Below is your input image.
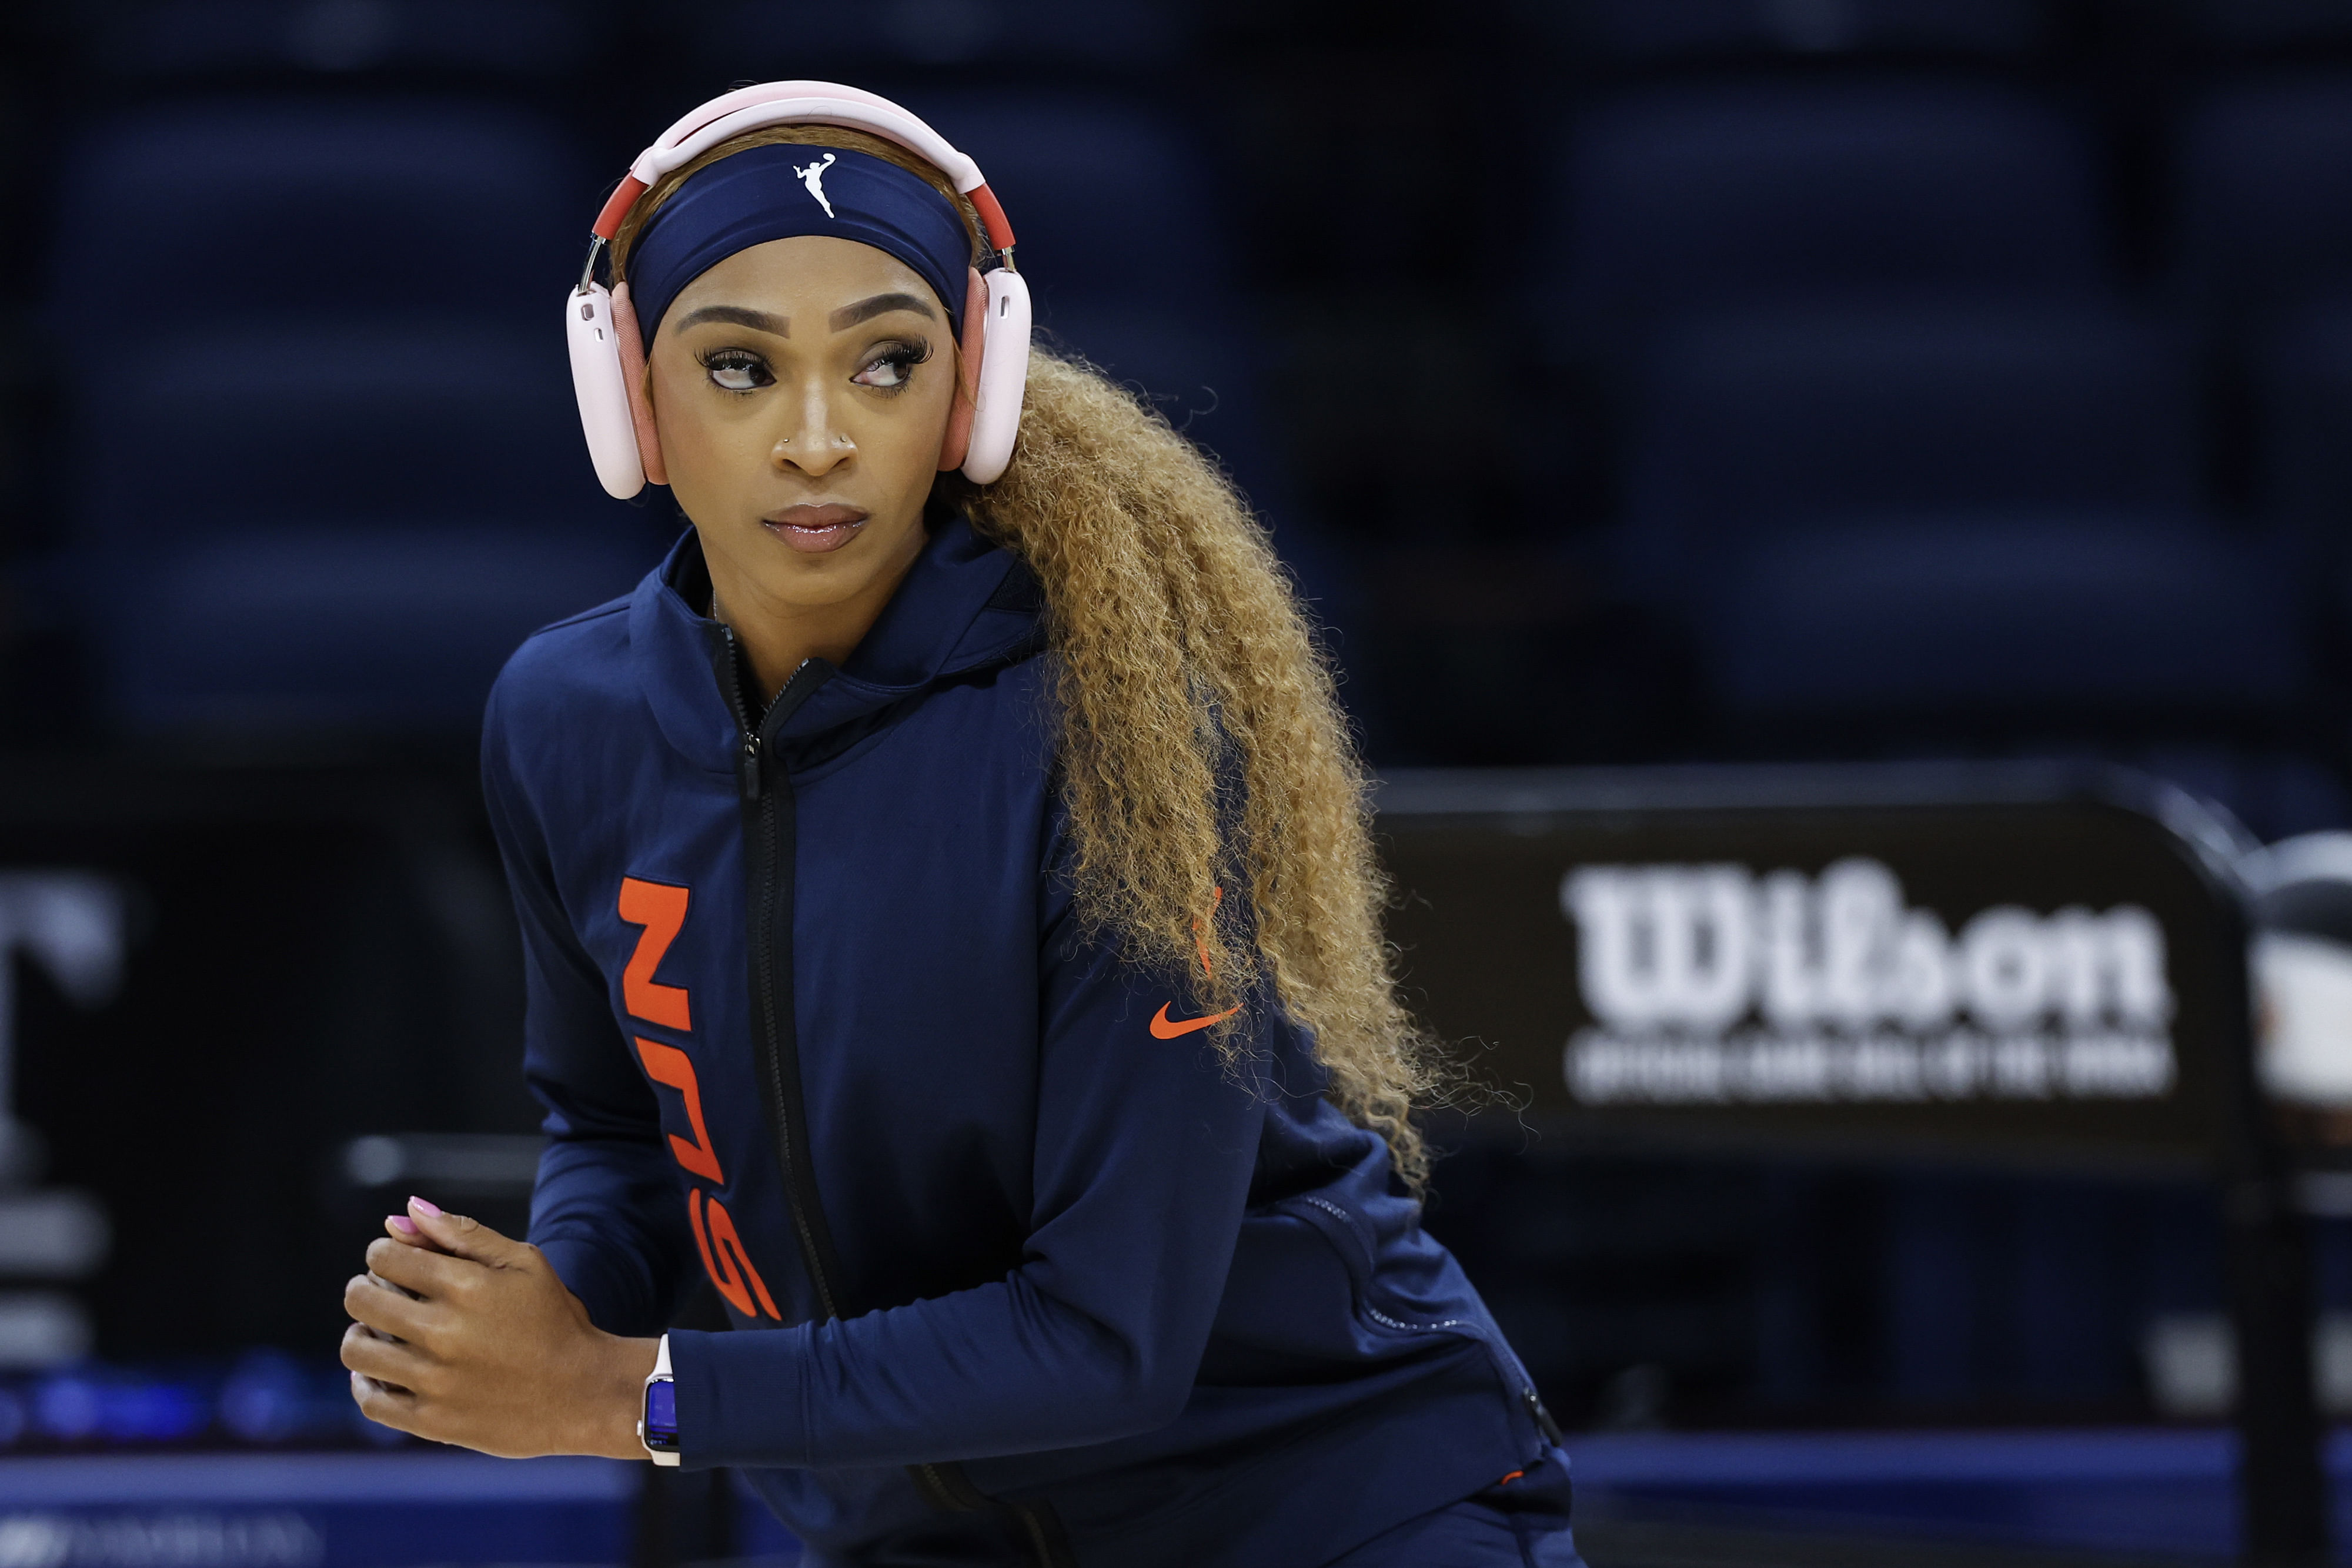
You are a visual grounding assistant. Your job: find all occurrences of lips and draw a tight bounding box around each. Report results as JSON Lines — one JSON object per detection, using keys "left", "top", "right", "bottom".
{"left": 763, "top": 503, "right": 870, "bottom": 555}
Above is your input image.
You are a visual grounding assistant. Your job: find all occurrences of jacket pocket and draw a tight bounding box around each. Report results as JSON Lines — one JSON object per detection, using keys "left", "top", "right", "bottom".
{"left": 1275, "top": 1191, "right": 1564, "bottom": 1452}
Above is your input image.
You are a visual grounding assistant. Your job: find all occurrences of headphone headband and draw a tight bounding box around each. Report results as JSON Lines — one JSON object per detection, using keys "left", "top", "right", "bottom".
{"left": 590, "top": 81, "right": 1014, "bottom": 255}
{"left": 568, "top": 80, "right": 1033, "bottom": 498}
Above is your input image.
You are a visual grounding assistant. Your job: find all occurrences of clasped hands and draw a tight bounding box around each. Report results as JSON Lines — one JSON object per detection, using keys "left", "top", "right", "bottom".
{"left": 340, "top": 1195, "right": 658, "bottom": 1459}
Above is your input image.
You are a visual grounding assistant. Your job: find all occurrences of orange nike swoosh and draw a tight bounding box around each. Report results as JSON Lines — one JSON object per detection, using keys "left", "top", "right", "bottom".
{"left": 1150, "top": 1002, "right": 1240, "bottom": 1039}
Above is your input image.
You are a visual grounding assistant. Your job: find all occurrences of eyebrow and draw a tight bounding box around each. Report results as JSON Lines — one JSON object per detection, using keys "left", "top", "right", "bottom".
{"left": 674, "top": 305, "right": 788, "bottom": 336}
{"left": 829, "top": 292, "right": 938, "bottom": 330}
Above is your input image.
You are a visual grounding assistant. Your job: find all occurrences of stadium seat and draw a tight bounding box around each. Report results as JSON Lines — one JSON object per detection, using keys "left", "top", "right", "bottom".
{"left": 1034, "top": 302, "right": 1341, "bottom": 660}
{"left": 1555, "top": 80, "right": 2107, "bottom": 337}
{"left": 2007, "top": 1186, "right": 2136, "bottom": 1401}
{"left": 1882, "top": 1173, "right": 1981, "bottom": 1402}
{"left": 1523, "top": 0, "right": 2050, "bottom": 63}
{"left": 880, "top": 90, "right": 1229, "bottom": 300}
{"left": 2172, "top": 0, "right": 2352, "bottom": 53}
{"left": 1884, "top": 1174, "right": 2133, "bottom": 1403}
{"left": 1699, "top": 516, "right": 2306, "bottom": 726}
{"left": 75, "top": 0, "right": 610, "bottom": 79}
{"left": 46, "top": 99, "right": 583, "bottom": 322}
{"left": 105, "top": 523, "right": 657, "bottom": 736}
{"left": 45, "top": 99, "right": 649, "bottom": 738}
{"left": 682, "top": 0, "right": 1196, "bottom": 75}
{"left": 1037, "top": 301, "right": 1290, "bottom": 516}
{"left": 79, "top": 326, "right": 607, "bottom": 536}
{"left": 889, "top": 93, "right": 1282, "bottom": 523}
{"left": 2172, "top": 75, "right": 2352, "bottom": 319}
{"left": 1622, "top": 301, "right": 2201, "bottom": 558}
{"left": 2254, "top": 294, "right": 2352, "bottom": 531}
{"left": 74, "top": 330, "right": 661, "bottom": 732}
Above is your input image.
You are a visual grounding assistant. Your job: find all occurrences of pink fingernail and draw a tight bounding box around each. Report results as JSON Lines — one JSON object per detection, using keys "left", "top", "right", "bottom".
{"left": 387, "top": 1215, "right": 419, "bottom": 1236}
{"left": 407, "top": 1196, "right": 443, "bottom": 1218}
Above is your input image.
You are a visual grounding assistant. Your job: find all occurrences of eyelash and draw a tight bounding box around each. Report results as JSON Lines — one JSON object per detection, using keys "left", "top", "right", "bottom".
{"left": 855, "top": 339, "right": 931, "bottom": 393}
{"left": 693, "top": 340, "right": 933, "bottom": 397}
{"left": 697, "top": 348, "right": 771, "bottom": 397}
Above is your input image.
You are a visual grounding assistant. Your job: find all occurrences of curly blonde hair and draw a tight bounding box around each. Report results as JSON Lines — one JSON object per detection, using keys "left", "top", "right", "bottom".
{"left": 614, "top": 124, "right": 1449, "bottom": 1189}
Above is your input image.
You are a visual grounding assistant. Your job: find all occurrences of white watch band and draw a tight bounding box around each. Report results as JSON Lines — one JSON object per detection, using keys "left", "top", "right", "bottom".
{"left": 640, "top": 1332, "right": 679, "bottom": 1466}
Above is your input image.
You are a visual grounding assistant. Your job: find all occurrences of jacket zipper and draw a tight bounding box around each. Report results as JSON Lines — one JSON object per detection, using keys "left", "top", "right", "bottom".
{"left": 715, "top": 627, "right": 1069, "bottom": 1567}
{"left": 725, "top": 637, "right": 844, "bottom": 1321}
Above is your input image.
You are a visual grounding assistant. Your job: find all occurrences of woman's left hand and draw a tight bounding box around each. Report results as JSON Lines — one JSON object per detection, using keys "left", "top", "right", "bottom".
{"left": 340, "top": 1197, "right": 658, "bottom": 1460}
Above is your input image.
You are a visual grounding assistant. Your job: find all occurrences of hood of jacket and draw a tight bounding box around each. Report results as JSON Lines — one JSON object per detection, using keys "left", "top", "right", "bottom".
{"left": 631, "top": 513, "right": 1047, "bottom": 777}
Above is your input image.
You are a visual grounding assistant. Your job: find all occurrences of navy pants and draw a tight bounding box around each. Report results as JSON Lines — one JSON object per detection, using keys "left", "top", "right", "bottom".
{"left": 801, "top": 1449, "right": 1584, "bottom": 1566}
{"left": 1321, "top": 1449, "right": 1584, "bottom": 1567}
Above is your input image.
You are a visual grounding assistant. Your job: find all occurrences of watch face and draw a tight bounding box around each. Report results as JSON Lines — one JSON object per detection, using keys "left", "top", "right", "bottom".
{"left": 644, "top": 1380, "right": 680, "bottom": 1446}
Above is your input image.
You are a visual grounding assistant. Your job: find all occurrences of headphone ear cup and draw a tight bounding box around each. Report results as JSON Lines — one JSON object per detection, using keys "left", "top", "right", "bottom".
{"left": 610, "top": 283, "right": 667, "bottom": 487}
{"left": 937, "top": 268, "right": 988, "bottom": 474}
{"left": 961, "top": 268, "right": 1031, "bottom": 486}
{"left": 568, "top": 281, "right": 646, "bottom": 499}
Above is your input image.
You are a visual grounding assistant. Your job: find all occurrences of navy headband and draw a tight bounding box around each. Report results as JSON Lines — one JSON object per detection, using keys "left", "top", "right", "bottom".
{"left": 624, "top": 142, "right": 974, "bottom": 345}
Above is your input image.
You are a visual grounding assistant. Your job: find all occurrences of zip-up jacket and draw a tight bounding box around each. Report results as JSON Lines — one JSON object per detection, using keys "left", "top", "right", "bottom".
{"left": 482, "top": 520, "right": 1562, "bottom": 1568}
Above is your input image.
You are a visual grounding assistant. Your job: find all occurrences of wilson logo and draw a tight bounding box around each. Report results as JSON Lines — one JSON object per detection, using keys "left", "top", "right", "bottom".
{"left": 1561, "top": 858, "right": 2176, "bottom": 1106}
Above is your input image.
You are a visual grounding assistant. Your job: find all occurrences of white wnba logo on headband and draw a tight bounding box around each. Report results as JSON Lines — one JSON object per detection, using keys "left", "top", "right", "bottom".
{"left": 792, "top": 152, "right": 838, "bottom": 219}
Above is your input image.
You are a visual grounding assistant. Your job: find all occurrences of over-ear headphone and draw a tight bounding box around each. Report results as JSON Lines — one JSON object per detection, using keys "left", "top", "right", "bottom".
{"left": 567, "top": 81, "right": 1032, "bottom": 500}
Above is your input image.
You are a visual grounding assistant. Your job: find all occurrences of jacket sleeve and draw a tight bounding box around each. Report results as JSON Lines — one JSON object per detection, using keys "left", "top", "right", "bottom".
{"left": 482, "top": 681, "right": 697, "bottom": 1337}
{"left": 664, "top": 855, "right": 1269, "bottom": 1469}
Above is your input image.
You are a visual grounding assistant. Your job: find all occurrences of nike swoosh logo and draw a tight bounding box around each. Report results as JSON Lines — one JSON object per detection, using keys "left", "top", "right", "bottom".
{"left": 1150, "top": 1002, "right": 1240, "bottom": 1039}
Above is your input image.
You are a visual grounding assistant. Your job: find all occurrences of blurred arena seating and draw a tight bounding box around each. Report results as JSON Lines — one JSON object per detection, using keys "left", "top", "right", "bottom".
{"left": 1705, "top": 516, "right": 2306, "bottom": 730}
{"left": 47, "top": 98, "right": 579, "bottom": 309}
{"left": 1623, "top": 303, "right": 2202, "bottom": 543}
{"left": 2257, "top": 296, "right": 2352, "bottom": 534}
{"left": 44, "top": 97, "right": 663, "bottom": 737}
{"left": 1515, "top": 0, "right": 2056, "bottom": 63}
{"left": 896, "top": 90, "right": 1226, "bottom": 293}
{"left": 910, "top": 87, "right": 1314, "bottom": 583}
{"left": 71, "top": 0, "right": 618, "bottom": 82}
{"left": 2173, "top": 0, "right": 2352, "bottom": 54}
{"left": 681, "top": 0, "right": 1200, "bottom": 75}
{"left": 1552, "top": 79, "right": 2109, "bottom": 345}
{"left": 2172, "top": 73, "right": 2352, "bottom": 323}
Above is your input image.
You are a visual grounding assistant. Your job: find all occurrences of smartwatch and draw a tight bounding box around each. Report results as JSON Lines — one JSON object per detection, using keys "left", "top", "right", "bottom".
{"left": 638, "top": 1333, "right": 680, "bottom": 1465}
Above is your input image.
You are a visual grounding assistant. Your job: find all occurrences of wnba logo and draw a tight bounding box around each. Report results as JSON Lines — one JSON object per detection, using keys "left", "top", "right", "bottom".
{"left": 1560, "top": 860, "right": 2177, "bottom": 1106}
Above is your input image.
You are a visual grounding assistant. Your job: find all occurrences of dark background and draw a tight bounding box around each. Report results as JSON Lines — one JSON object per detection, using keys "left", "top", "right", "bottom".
{"left": 2, "top": 0, "right": 2350, "bottom": 1450}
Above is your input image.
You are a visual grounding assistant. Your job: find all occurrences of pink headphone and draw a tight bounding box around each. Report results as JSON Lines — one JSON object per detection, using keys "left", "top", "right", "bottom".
{"left": 567, "top": 81, "right": 1033, "bottom": 500}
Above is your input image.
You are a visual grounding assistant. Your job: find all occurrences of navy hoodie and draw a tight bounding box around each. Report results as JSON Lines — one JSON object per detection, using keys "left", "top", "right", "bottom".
{"left": 482, "top": 520, "right": 1562, "bottom": 1567}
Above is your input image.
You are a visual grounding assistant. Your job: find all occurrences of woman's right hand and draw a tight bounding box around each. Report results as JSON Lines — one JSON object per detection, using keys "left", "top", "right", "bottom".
{"left": 340, "top": 1196, "right": 656, "bottom": 1460}
{"left": 349, "top": 1205, "right": 446, "bottom": 1396}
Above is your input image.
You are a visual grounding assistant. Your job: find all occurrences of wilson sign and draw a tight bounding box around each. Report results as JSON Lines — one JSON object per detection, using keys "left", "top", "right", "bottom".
{"left": 1377, "top": 766, "right": 2254, "bottom": 1165}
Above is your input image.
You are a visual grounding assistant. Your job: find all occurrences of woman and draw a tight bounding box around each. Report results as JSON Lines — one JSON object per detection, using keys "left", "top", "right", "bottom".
{"left": 340, "top": 83, "right": 1581, "bottom": 1568}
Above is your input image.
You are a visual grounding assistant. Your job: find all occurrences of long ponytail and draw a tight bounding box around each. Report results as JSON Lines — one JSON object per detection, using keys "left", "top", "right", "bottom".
{"left": 943, "top": 350, "right": 1450, "bottom": 1192}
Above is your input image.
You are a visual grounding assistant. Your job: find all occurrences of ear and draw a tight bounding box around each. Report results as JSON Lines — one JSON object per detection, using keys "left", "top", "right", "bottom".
{"left": 937, "top": 268, "right": 988, "bottom": 474}
{"left": 612, "top": 283, "right": 668, "bottom": 487}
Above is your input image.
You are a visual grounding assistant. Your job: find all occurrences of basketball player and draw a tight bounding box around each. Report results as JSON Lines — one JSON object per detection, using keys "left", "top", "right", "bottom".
{"left": 339, "top": 83, "right": 1582, "bottom": 1568}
